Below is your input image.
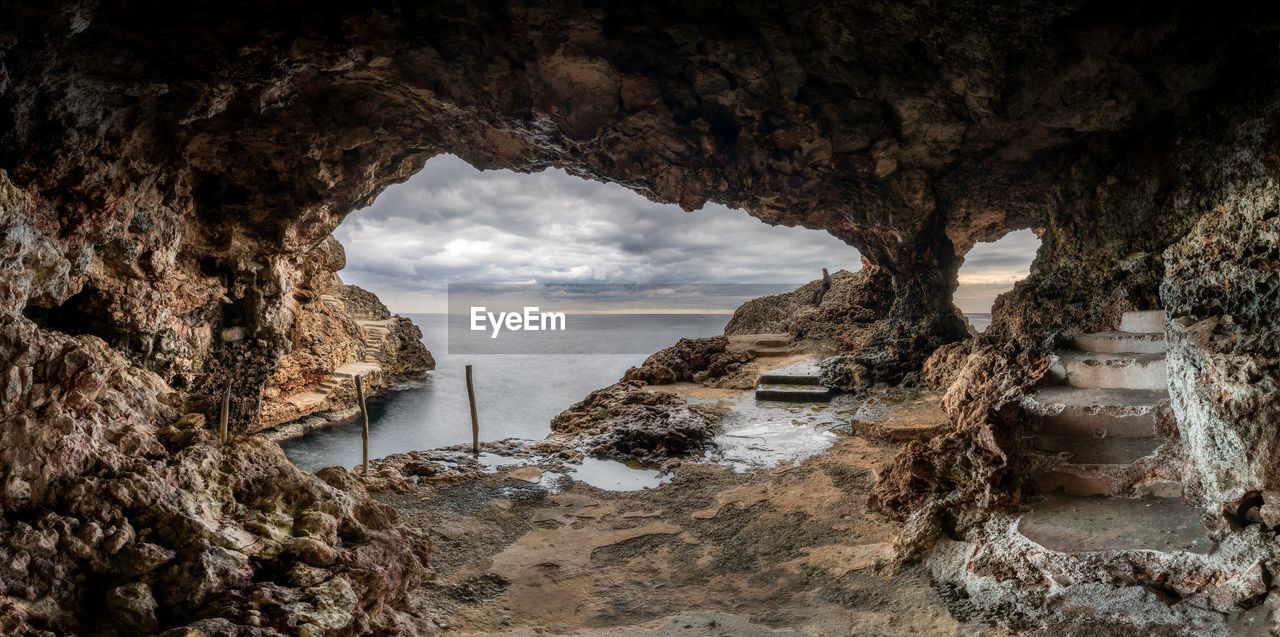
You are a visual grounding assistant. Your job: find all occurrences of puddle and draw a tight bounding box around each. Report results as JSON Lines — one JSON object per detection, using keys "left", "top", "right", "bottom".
{"left": 708, "top": 393, "right": 853, "bottom": 472}
{"left": 477, "top": 452, "right": 529, "bottom": 469}
{"left": 567, "top": 457, "right": 669, "bottom": 491}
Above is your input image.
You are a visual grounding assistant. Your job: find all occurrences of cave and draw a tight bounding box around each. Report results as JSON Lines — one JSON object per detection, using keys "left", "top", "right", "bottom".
{"left": 1, "top": 1, "right": 1278, "bottom": 635}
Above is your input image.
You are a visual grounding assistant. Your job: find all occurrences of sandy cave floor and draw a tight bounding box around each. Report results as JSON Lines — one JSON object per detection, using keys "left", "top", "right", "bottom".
{"left": 379, "top": 389, "right": 1006, "bottom": 636}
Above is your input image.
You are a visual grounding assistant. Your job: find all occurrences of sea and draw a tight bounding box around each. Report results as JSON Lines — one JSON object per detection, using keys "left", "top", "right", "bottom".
{"left": 280, "top": 313, "right": 730, "bottom": 471}
{"left": 280, "top": 311, "right": 995, "bottom": 472}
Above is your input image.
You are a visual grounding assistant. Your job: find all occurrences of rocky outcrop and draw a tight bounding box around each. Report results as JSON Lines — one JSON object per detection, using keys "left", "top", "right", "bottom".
{"left": 621, "top": 336, "right": 751, "bottom": 387}
{"left": 623, "top": 267, "right": 899, "bottom": 391}
{"left": 725, "top": 265, "right": 894, "bottom": 343}
{"left": 550, "top": 382, "right": 723, "bottom": 464}
{"left": 0, "top": 316, "right": 432, "bottom": 635}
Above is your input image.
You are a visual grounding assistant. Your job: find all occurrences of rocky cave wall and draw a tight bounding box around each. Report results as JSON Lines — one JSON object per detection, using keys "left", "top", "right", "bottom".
{"left": 3, "top": 0, "right": 1280, "bottom": 633}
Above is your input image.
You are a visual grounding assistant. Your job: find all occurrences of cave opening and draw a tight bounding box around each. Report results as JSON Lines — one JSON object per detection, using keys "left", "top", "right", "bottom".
{"left": 954, "top": 229, "right": 1040, "bottom": 332}
{"left": 280, "top": 152, "right": 882, "bottom": 469}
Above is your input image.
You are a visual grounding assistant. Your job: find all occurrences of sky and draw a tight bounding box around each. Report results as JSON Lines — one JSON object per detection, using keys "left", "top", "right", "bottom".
{"left": 334, "top": 154, "right": 1038, "bottom": 314}
{"left": 955, "top": 229, "right": 1040, "bottom": 314}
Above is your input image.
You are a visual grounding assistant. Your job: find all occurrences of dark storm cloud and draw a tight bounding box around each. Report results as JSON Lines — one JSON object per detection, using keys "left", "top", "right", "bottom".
{"left": 335, "top": 155, "right": 1039, "bottom": 313}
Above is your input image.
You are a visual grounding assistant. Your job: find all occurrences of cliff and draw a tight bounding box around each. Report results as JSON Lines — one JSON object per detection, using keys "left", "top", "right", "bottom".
{"left": 257, "top": 274, "right": 434, "bottom": 432}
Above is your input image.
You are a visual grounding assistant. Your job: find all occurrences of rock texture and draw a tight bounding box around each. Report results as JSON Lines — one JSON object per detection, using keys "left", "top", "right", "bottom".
{"left": 4, "top": 1, "right": 1280, "bottom": 632}
{"left": 725, "top": 265, "right": 895, "bottom": 349}
{"left": 621, "top": 336, "right": 750, "bottom": 387}
{"left": 0, "top": 316, "right": 433, "bottom": 635}
{"left": 550, "top": 382, "right": 723, "bottom": 464}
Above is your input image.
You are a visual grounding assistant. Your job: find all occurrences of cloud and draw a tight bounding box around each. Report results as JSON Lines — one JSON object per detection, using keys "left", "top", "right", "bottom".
{"left": 335, "top": 155, "right": 1039, "bottom": 315}
{"left": 335, "top": 155, "right": 861, "bottom": 312}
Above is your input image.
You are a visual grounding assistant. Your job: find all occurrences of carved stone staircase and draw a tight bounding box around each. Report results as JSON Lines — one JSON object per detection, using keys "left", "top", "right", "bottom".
{"left": 754, "top": 361, "right": 832, "bottom": 403}
{"left": 284, "top": 319, "right": 392, "bottom": 411}
{"left": 1017, "top": 309, "right": 1208, "bottom": 553}
{"left": 319, "top": 293, "right": 345, "bottom": 314}
{"left": 356, "top": 319, "right": 393, "bottom": 364}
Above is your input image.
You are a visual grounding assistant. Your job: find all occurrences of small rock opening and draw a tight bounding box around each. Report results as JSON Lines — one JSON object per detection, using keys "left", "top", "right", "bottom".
{"left": 22, "top": 287, "right": 124, "bottom": 345}
{"left": 1230, "top": 490, "right": 1268, "bottom": 531}
{"left": 955, "top": 229, "right": 1040, "bottom": 332}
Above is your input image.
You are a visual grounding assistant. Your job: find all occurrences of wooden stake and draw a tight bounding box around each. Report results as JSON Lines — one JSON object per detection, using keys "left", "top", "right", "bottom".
{"left": 219, "top": 382, "right": 231, "bottom": 445}
{"left": 466, "top": 364, "right": 479, "bottom": 455}
{"left": 356, "top": 375, "right": 369, "bottom": 475}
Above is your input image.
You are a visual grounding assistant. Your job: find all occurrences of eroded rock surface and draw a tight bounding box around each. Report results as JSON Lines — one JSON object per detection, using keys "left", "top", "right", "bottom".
{"left": 621, "top": 337, "right": 750, "bottom": 387}
{"left": 0, "top": 317, "right": 432, "bottom": 634}
{"left": 550, "top": 382, "right": 724, "bottom": 464}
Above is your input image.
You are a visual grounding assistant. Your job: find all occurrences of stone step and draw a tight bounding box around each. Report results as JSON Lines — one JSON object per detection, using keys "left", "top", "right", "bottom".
{"left": 1070, "top": 331, "right": 1166, "bottom": 354}
{"left": 758, "top": 372, "right": 821, "bottom": 385}
{"left": 1032, "top": 435, "right": 1162, "bottom": 464}
{"left": 1120, "top": 310, "right": 1166, "bottom": 334}
{"left": 1024, "top": 387, "right": 1166, "bottom": 438}
{"left": 755, "top": 384, "right": 832, "bottom": 402}
{"left": 750, "top": 347, "right": 796, "bottom": 358}
{"left": 750, "top": 337, "right": 791, "bottom": 348}
{"left": 758, "top": 362, "right": 822, "bottom": 385}
{"left": 727, "top": 333, "right": 793, "bottom": 353}
{"left": 333, "top": 361, "right": 381, "bottom": 379}
{"left": 1048, "top": 351, "right": 1167, "bottom": 390}
{"left": 319, "top": 294, "right": 346, "bottom": 310}
{"left": 1031, "top": 464, "right": 1184, "bottom": 498}
{"left": 757, "top": 370, "right": 819, "bottom": 386}
{"left": 284, "top": 391, "right": 328, "bottom": 410}
{"left": 1031, "top": 470, "right": 1124, "bottom": 497}
{"left": 1017, "top": 495, "right": 1209, "bottom": 554}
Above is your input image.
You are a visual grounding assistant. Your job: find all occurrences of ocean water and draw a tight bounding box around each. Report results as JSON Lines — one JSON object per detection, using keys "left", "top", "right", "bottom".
{"left": 280, "top": 313, "right": 730, "bottom": 471}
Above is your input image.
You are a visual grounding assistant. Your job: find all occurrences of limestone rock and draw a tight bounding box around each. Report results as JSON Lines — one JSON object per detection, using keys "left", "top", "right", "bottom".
{"left": 2, "top": 2, "right": 1280, "bottom": 632}
{"left": 621, "top": 336, "right": 748, "bottom": 386}
{"left": 550, "top": 381, "right": 723, "bottom": 463}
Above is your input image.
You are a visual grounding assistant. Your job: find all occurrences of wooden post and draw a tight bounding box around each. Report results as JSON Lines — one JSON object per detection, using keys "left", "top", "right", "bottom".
{"left": 219, "top": 382, "right": 230, "bottom": 445}
{"left": 356, "top": 375, "right": 369, "bottom": 475}
{"left": 466, "top": 364, "right": 479, "bottom": 455}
